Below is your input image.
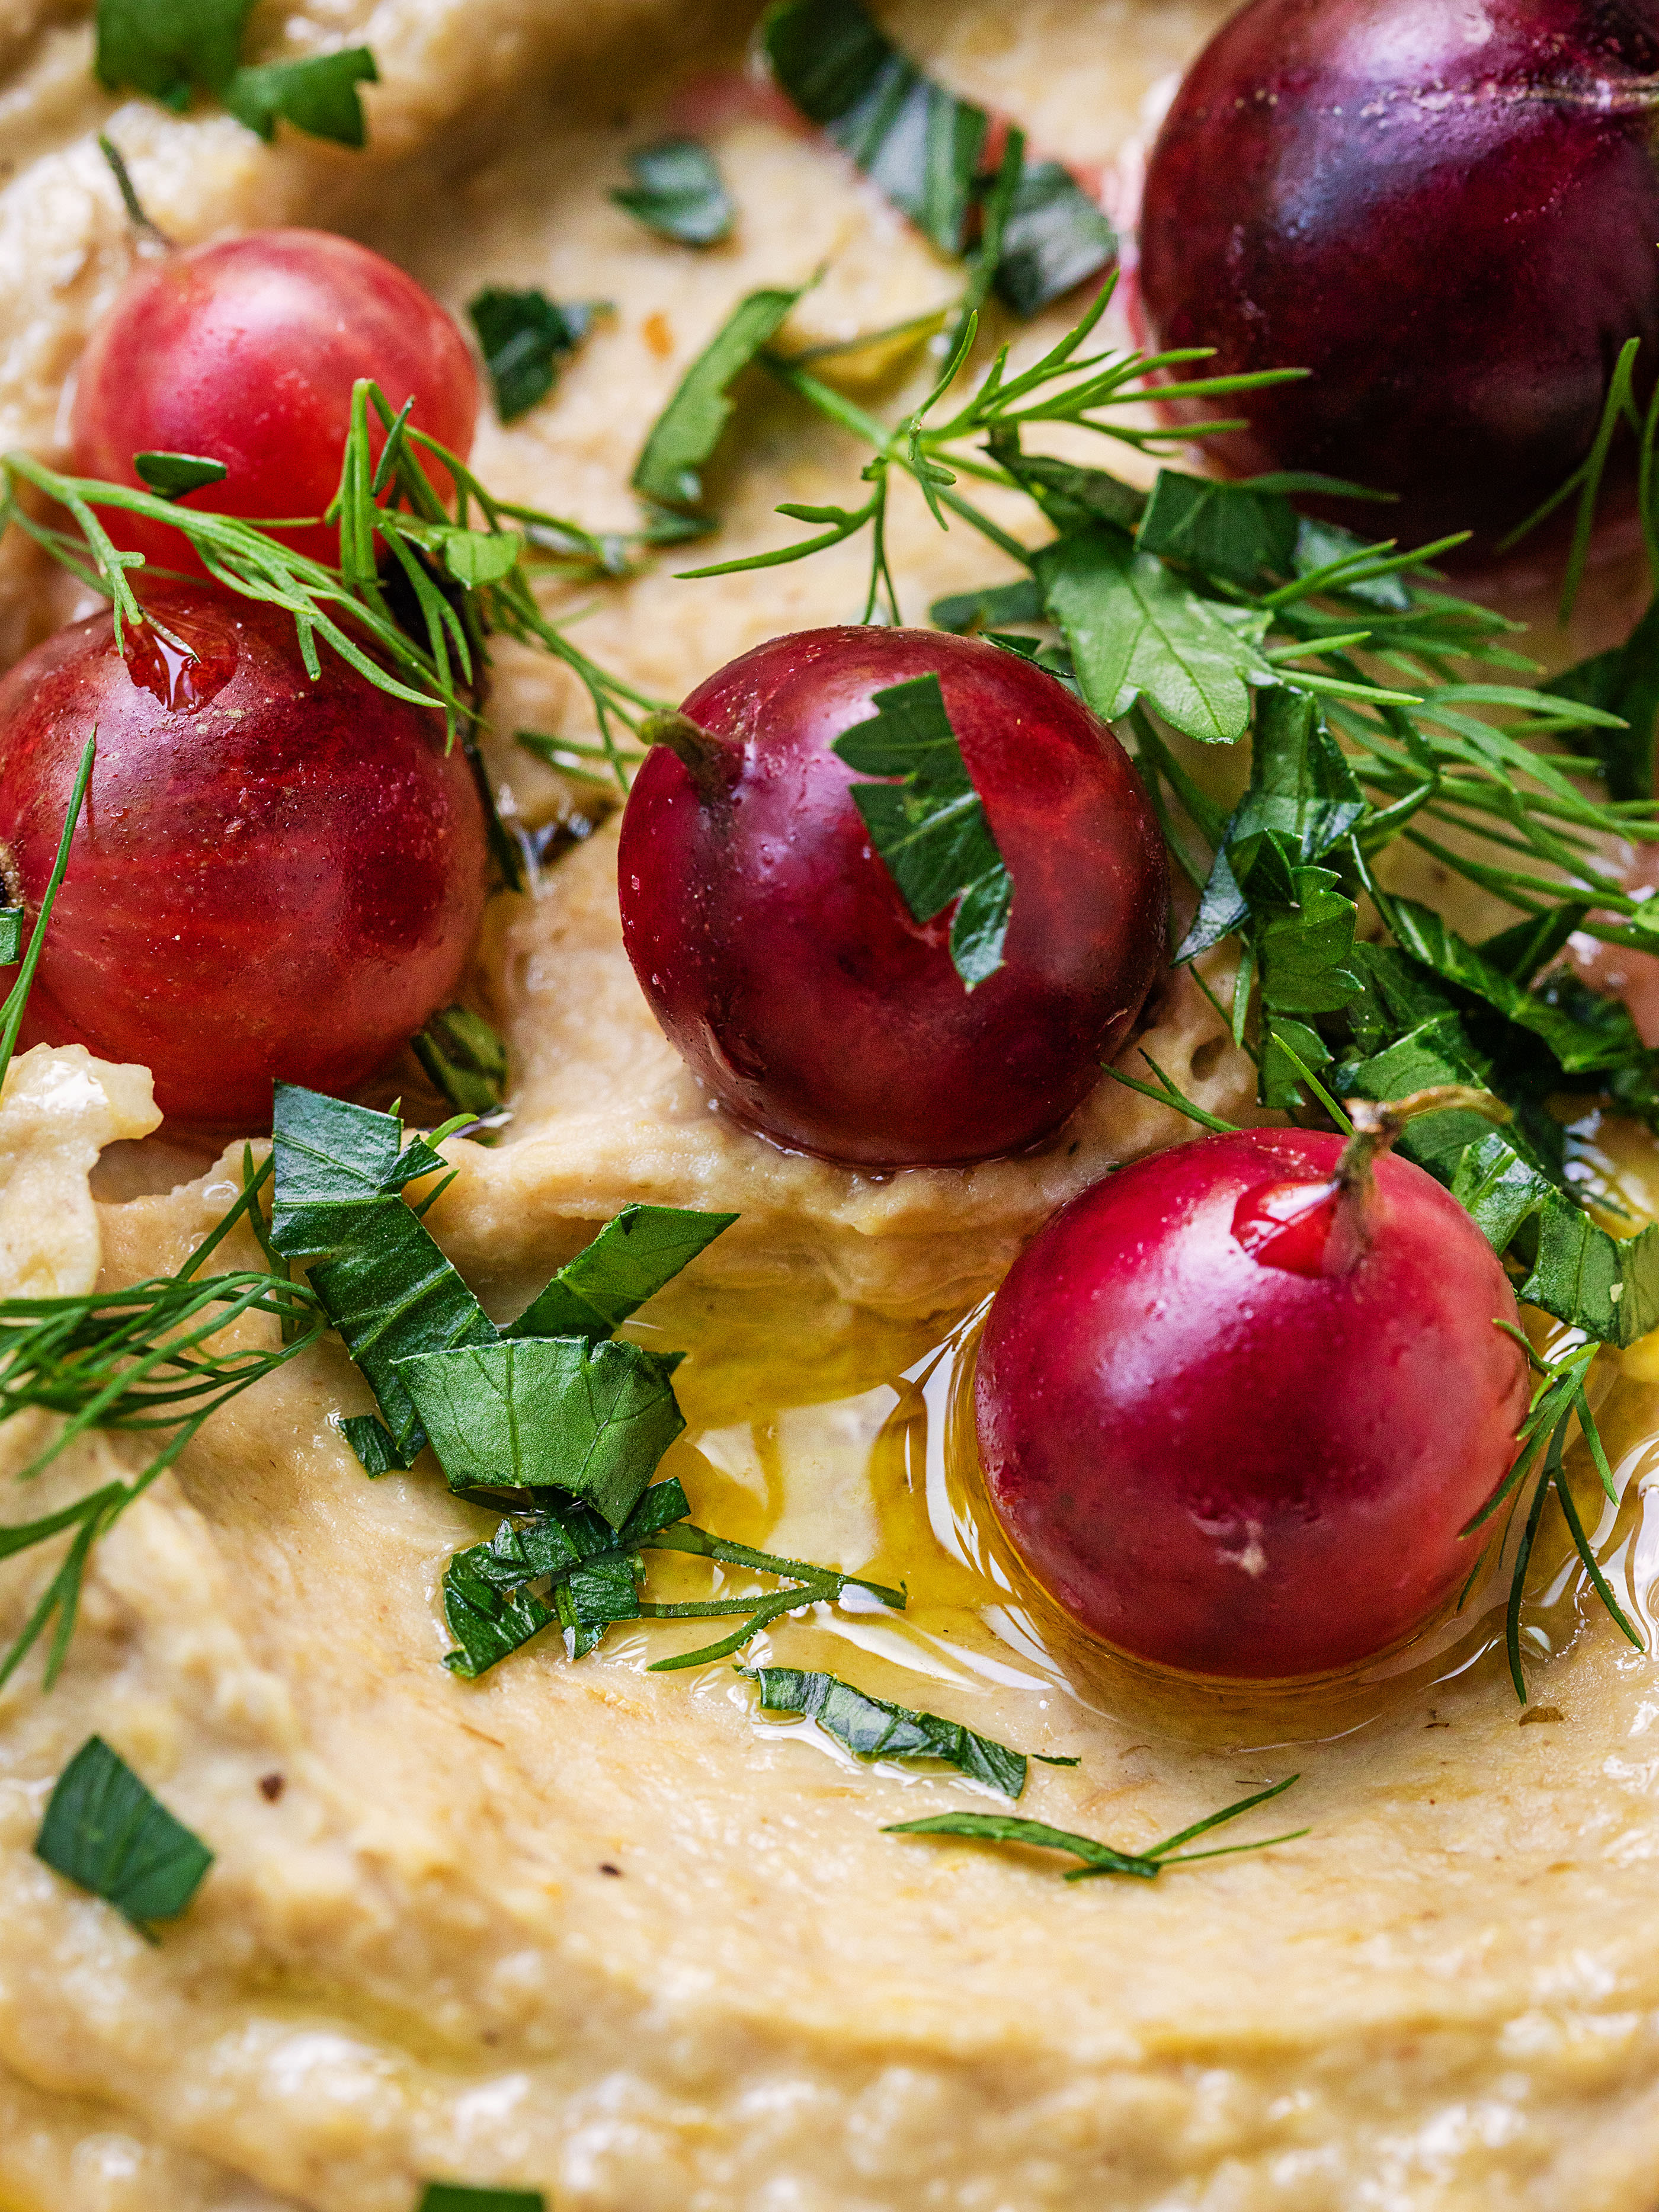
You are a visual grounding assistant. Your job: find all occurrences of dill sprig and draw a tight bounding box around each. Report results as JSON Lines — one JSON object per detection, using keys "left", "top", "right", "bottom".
{"left": 0, "top": 1153, "right": 324, "bottom": 1690}
{"left": 0, "top": 379, "right": 664, "bottom": 822}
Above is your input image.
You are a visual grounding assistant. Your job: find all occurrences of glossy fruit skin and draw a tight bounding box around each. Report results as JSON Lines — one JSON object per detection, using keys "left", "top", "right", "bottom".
{"left": 617, "top": 627, "right": 1170, "bottom": 1169}
{"left": 1138, "top": 0, "right": 1659, "bottom": 550}
{"left": 71, "top": 229, "right": 478, "bottom": 569}
{"left": 0, "top": 585, "right": 488, "bottom": 1126}
{"left": 975, "top": 1129, "right": 1530, "bottom": 1678}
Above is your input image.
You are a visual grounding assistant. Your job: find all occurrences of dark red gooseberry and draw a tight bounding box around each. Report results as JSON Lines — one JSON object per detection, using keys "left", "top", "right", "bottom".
{"left": 1138, "top": 0, "right": 1659, "bottom": 550}
{"left": 0, "top": 585, "right": 488, "bottom": 1126}
{"left": 975, "top": 1126, "right": 1530, "bottom": 1678}
{"left": 71, "top": 229, "right": 478, "bottom": 569}
{"left": 616, "top": 626, "right": 1169, "bottom": 1169}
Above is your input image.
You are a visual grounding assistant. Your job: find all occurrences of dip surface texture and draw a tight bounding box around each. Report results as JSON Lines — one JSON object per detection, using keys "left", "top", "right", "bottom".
{"left": 4, "top": 4, "right": 1659, "bottom": 2210}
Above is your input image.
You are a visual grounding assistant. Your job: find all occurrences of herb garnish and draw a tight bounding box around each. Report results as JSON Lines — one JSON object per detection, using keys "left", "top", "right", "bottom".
{"left": 761, "top": 0, "right": 1113, "bottom": 315}
{"left": 2, "top": 373, "right": 665, "bottom": 808}
{"left": 469, "top": 290, "right": 607, "bottom": 424}
{"left": 412, "top": 1006, "right": 509, "bottom": 1119}
{"left": 0, "top": 1150, "right": 324, "bottom": 1688}
{"left": 612, "top": 139, "right": 735, "bottom": 247}
{"left": 418, "top": 2187, "right": 544, "bottom": 2212}
{"left": 742, "top": 1664, "right": 1074, "bottom": 1795}
{"left": 659, "top": 266, "right": 1659, "bottom": 1689}
{"left": 267, "top": 1086, "right": 897, "bottom": 1675}
{"left": 132, "top": 452, "right": 230, "bottom": 502}
{"left": 34, "top": 1735, "right": 213, "bottom": 1936}
{"left": 94, "top": 0, "right": 377, "bottom": 147}
{"left": 886, "top": 1774, "right": 1305, "bottom": 1880}
{"left": 632, "top": 284, "right": 805, "bottom": 517}
{"left": 832, "top": 673, "right": 1012, "bottom": 988}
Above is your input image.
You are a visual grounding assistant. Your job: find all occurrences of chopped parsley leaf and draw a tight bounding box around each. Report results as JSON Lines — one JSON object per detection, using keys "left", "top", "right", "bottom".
{"left": 832, "top": 671, "right": 1012, "bottom": 990}
{"left": 631, "top": 284, "right": 804, "bottom": 514}
{"left": 469, "top": 290, "right": 606, "bottom": 424}
{"left": 763, "top": 0, "right": 1112, "bottom": 309}
{"left": 95, "top": 0, "right": 377, "bottom": 147}
{"left": 34, "top": 1736, "right": 213, "bottom": 1935}
{"left": 742, "top": 1665, "right": 1062, "bottom": 1795}
{"left": 611, "top": 138, "right": 735, "bottom": 247}
{"left": 133, "top": 452, "right": 228, "bottom": 502}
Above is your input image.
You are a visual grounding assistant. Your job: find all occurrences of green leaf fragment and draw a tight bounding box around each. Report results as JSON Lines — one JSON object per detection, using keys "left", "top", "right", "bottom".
{"left": 0, "top": 910, "right": 20, "bottom": 965}
{"left": 469, "top": 289, "right": 603, "bottom": 424}
{"left": 133, "top": 452, "right": 228, "bottom": 501}
{"left": 412, "top": 1006, "right": 510, "bottom": 1119}
{"left": 95, "top": 0, "right": 376, "bottom": 145}
{"left": 1136, "top": 469, "right": 1298, "bottom": 590}
{"left": 763, "top": 0, "right": 1111, "bottom": 305}
{"left": 340, "top": 1413, "right": 412, "bottom": 1478}
{"left": 443, "top": 1545, "right": 556, "bottom": 1678}
{"left": 505, "top": 1204, "right": 736, "bottom": 1340}
{"left": 95, "top": 0, "right": 249, "bottom": 106}
{"left": 418, "top": 2187, "right": 545, "bottom": 2212}
{"left": 1035, "top": 524, "right": 1271, "bottom": 745}
{"left": 928, "top": 579, "right": 1044, "bottom": 634}
{"left": 611, "top": 137, "right": 735, "bottom": 247}
{"left": 631, "top": 285, "right": 803, "bottom": 513}
{"left": 991, "top": 160, "right": 1116, "bottom": 318}
{"left": 309, "top": 1204, "right": 498, "bottom": 1464}
{"left": 1545, "top": 594, "right": 1659, "bottom": 802}
{"left": 35, "top": 1735, "right": 213, "bottom": 1933}
{"left": 742, "top": 1664, "right": 1031, "bottom": 1795}
{"left": 397, "top": 1337, "right": 685, "bottom": 1528}
{"left": 832, "top": 671, "right": 1013, "bottom": 989}
{"left": 221, "top": 47, "right": 377, "bottom": 146}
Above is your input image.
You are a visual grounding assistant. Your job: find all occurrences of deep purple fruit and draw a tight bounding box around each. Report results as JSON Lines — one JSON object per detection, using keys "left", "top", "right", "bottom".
{"left": 1139, "top": 0, "right": 1659, "bottom": 550}
{"left": 616, "top": 627, "right": 1169, "bottom": 1168}
{"left": 975, "top": 1125, "right": 1529, "bottom": 1678}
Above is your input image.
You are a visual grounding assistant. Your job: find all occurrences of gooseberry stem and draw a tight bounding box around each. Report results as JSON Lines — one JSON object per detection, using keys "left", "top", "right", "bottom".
{"left": 1338, "top": 1084, "right": 1511, "bottom": 1201}
{"left": 639, "top": 710, "right": 735, "bottom": 799}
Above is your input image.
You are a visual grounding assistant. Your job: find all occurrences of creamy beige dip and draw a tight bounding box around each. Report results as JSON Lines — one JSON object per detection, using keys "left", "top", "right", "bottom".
{"left": 6, "top": 4, "right": 1659, "bottom": 2209}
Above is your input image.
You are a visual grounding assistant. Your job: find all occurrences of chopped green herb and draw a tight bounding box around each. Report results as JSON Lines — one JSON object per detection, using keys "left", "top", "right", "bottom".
{"left": 505, "top": 1205, "right": 736, "bottom": 1340}
{"left": 612, "top": 138, "right": 734, "bottom": 247}
{"left": 132, "top": 452, "right": 229, "bottom": 501}
{"left": 418, "top": 2187, "right": 544, "bottom": 2212}
{"left": 991, "top": 159, "right": 1115, "bottom": 319}
{"left": 631, "top": 284, "right": 804, "bottom": 513}
{"left": 469, "top": 290, "right": 604, "bottom": 424}
{"left": 34, "top": 1736, "right": 213, "bottom": 1934}
{"left": 222, "top": 47, "right": 377, "bottom": 146}
{"left": 832, "top": 672, "right": 1012, "bottom": 988}
{"left": 1035, "top": 524, "right": 1273, "bottom": 747}
{"left": 95, "top": 0, "right": 376, "bottom": 146}
{"left": 763, "top": 0, "right": 1112, "bottom": 310}
{"left": 742, "top": 1665, "right": 1058, "bottom": 1795}
{"left": 443, "top": 1545, "right": 558, "bottom": 1679}
{"left": 398, "top": 1337, "right": 686, "bottom": 1526}
{"left": 340, "top": 1413, "right": 413, "bottom": 1477}
{"left": 1546, "top": 596, "right": 1659, "bottom": 801}
{"left": 928, "top": 578, "right": 1043, "bottom": 634}
{"left": 0, "top": 911, "right": 20, "bottom": 965}
{"left": 886, "top": 1774, "right": 1304, "bottom": 1880}
{"left": 1136, "top": 469, "right": 1299, "bottom": 590}
{"left": 95, "top": 0, "right": 248, "bottom": 110}
{"left": 412, "top": 1006, "right": 509, "bottom": 1119}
